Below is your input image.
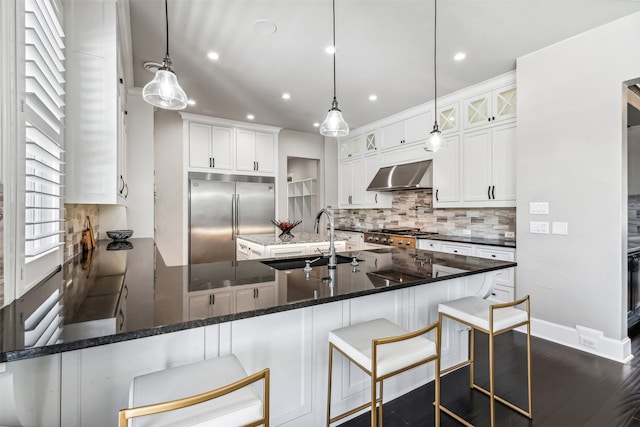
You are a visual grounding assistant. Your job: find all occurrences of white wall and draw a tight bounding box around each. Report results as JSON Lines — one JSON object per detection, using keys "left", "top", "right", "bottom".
{"left": 154, "top": 110, "right": 183, "bottom": 266}
{"left": 516, "top": 11, "right": 640, "bottom": 361}
{"left": 125, "top": 90, "right": 155, "bottom": 238}
{"left": 277, "top": 130, "right": 325, "bottom": 218}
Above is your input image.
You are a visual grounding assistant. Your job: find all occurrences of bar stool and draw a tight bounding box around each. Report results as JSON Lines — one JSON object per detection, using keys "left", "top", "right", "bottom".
{"left": 327, "top": 318, "right": 441, "bottom": 426}
{"left": 437, "top": 295, "right": 532, "bottom": 427}
{"left": 118, "top": 354, "right": 269, "bottom": 427}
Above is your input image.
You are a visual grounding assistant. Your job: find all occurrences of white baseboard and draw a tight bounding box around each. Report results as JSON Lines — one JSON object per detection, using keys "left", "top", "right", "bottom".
{"left": 520, "top": 318, "right": 634, "bottom": 364}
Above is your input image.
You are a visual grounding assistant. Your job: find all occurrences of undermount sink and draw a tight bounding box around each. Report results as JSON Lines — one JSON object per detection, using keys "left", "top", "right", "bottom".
{"left": 261, "top": 255, "right": 355, "bottom": 271}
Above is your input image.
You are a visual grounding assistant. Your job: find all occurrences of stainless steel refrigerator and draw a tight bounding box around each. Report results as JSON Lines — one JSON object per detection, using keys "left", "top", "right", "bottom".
{"left": 189, "top": 172, "right": 275, "bottom": 264}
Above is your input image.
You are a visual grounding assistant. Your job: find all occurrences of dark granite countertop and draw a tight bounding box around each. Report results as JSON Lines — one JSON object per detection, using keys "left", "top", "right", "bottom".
{"left": 334, "top": 226, "right": 516, "bottom": 248}
{"left": 0, "top": 238, "right": 516, "bottom": 362}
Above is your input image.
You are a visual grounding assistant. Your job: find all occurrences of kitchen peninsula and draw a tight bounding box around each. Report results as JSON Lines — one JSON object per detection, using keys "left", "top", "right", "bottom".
{"left": 0, "top": 239, "right": 515, "bottom": 426}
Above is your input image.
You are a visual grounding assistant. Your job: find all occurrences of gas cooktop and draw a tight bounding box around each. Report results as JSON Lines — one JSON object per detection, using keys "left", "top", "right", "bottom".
{"left": 370, "top": 228, "right": 439, "bottom": 237}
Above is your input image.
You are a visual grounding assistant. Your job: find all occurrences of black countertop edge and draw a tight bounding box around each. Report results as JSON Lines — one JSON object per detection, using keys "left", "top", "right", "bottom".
{"left": 333, "top": 226, "right": 516, "bottom": 248}
{"left": 0, "top": 261, "right": 515, "bottom": 363}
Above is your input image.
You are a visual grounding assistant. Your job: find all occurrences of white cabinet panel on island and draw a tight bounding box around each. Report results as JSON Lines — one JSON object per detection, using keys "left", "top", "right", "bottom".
{"left": 236, "top": 236, "right": 347, "bottom": 260}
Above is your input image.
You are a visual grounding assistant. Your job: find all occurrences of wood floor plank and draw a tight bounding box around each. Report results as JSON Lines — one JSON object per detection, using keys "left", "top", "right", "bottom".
{"left": 338, "top": 330, "right": 640, "bottom": 427}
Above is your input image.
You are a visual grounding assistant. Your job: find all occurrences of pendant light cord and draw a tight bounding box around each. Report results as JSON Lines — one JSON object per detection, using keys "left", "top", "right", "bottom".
{"left": 332, "top": 0, "right": 337, "bottom": 101}
{"left": 164, "top": 0, "right": 170, "bottom": 59}
{"left": 433, "top": 0, "right": 438, "bottom": 121}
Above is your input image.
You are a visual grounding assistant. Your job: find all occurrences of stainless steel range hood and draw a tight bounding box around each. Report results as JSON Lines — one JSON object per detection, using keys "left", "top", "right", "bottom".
{"left": 366, "top": 160, "right": 433, "bottom": 192}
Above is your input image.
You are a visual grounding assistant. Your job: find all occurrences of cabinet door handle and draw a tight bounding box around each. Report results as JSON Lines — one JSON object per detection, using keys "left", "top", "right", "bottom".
{"left": 212, "top": 157, "right": 215, "bottom": 168}
{"left": 119, "top": 175, "right": 125, "bottom": 194}
{"left": 487, "top": 186, "right": 491, "bottom": 200}
{"left": 209, "top": 157, "right": 212, "bottom": 167}
{"left": 375, "top": 193, "right": 378, "bottom": 203}
{"left": 436, "top": 189, "right": 439, "bottom": 201}
{"left": 124, "top": 183, "right": 129, "bottom": 199}
{"left": 491, "top": 185, "right": 495, "bottom": 199}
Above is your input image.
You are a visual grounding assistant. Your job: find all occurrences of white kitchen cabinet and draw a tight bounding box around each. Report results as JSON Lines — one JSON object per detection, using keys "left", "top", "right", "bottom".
{"left": 437, "top": 101, "right": 460, "bottom": 134}
{"left": 463, "top": 83, "right": 516, "bottom": 130}
{"left": 417, "top": 239, "right": 442, "bottom": 252}
{"left": 364, "top": 154, "right": 392, "bottom": 208}
{"left": 462, "top": 122, "right": 516, "bottom": 206}
{"left": 432, "top": 134, "right": 460, "bottom": 205}
{"left": 236, "top": 129, "right": 275, "bottom": 174}
{"left": 339, "top": 134, "right": 364, "bottom": 160}
{"left": 474, "top": 246, "right": 515, "bottom": 293}
{"left": 334, "top": 231, "right": 364, "bottom": 251}
{"left": 269, "top": 244, "right": 307, "bottom": 258}
{"left": 338, "top": 158, "right": 365, "bottom": 207}
{"left": 188, "top": 122, "right": 234, "bottom": 171}
{"left": 364, "top": 130, "right": 378, "bottom": 154}
{"left": 380, "top": 111, "right": 432, "bottom": 149}
{"left": 440, "top": 242, "right": 474, "bottom": 256}
{"left": 189, "top": 291, "right": 233, "bottom": 320}
{"left": 64, "top": 0, "right": 128, "bottom": 204}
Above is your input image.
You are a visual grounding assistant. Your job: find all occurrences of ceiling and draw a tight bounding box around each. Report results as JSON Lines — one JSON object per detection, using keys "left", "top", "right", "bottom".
{"left": 128, "top": 0, "right": 640, "bottom": 133}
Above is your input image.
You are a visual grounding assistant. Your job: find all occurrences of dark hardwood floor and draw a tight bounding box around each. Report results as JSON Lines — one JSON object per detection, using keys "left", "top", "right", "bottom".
{"left": 340, "top": 330, "right": 640, "bottom": 426}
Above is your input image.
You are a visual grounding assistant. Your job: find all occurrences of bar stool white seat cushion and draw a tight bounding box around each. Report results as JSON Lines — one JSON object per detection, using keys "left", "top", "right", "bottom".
{"left": 129, "top": 354, "right": 263, "bottom": 427}
{"left": 439, "top": 296, "right": 528, "bottom": 332}
{"left": 328, "top": 318, "right": 436, "bottom": 378}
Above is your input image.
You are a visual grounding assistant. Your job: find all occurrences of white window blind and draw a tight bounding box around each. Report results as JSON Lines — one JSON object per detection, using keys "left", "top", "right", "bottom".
{"left": 24, "top": 0, "right": 64, "bottom": 268}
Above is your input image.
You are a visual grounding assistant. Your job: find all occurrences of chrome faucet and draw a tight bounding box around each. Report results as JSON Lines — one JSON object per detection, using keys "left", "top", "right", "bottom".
{"left": 314, "top": 208, "right": 337, "bottom": 269}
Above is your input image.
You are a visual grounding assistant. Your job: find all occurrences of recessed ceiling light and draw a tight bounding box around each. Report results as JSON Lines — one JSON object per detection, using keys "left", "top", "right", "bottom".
{"left": 247, "top": 114, "right": 255, "bottom": 120}
{"left": 454, "top": 52, "right": 466, "bottom": 61}
{"left": 282, "top": 93, "right": 291, "bottom": 100}
{"left": 369, "top": 94, "right": 378, "bottom": 101}
{"left": 313, "top": 122, "right": 320, "bottom": 127}
{"left": 207, "top": 51, "right": 220, "bottom": 61}
{"left": 253, "top": 19, "right": 277, "bottom": 35}
{"left": 325, "top": 45, "right": 335, "bottom": 55}
{"left": 187, "top": 99, "right": 196, "bottom": 106}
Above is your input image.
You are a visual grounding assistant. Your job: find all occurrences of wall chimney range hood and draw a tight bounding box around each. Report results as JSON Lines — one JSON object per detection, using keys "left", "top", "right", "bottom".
{"left": 366, "top": 160, "right": 433, "bottom": 192}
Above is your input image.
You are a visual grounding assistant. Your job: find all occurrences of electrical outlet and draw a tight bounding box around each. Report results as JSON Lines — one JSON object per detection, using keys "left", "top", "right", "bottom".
{"left": 462, "top": 229, "right": 471, "bottom": 236}
{"left": 579, "top": 335, "right": 598, "bottom": 349}
{"left": 505, "top": 231, "right": 515, "bottom": 239}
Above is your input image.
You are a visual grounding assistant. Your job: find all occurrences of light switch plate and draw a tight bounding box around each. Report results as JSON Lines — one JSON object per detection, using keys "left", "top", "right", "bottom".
{"left": 530, "top": 221, "right": 549, "bottom": 234}
{"left": 529, "top": 202, "right": 549, "bottom": 215}
{"left": 462, "top": 229, "right": 471, "bottom": 236}
{"left": 552, "top": 221, "right": 568, "bottom": 235}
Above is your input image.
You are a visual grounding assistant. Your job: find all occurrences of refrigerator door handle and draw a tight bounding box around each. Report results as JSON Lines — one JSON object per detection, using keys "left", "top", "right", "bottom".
{"left": 231, "top": 194, "right": 236, "bottom": 240}
{"left": 236, "top": 194, "right": 240, "bottom": 236}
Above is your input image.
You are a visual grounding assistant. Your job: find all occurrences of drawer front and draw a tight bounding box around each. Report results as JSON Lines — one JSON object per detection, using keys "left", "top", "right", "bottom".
{"left": 487, "top": 284, "right": 515, "bottom": 302}
{"left": 475, "top": 247, "right": 515, "bottom": 261}
{"left": 440, "top": 243, "right": 473, "bottom": 256}
{"left": 417, "top": 240, "right": 441, "bottom": 251}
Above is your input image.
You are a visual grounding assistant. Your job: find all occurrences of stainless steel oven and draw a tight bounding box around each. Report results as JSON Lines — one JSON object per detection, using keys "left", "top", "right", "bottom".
{"left": 363, "top": 228, "right": 438, "bottom": 249}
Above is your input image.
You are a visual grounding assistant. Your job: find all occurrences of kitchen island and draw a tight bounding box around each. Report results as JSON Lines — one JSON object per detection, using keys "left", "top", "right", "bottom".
{"left": 236, "top": 232, "right": 346, "bottom": 260}
{"left": 0, "top": 238, "right": 516, "bottom": 427}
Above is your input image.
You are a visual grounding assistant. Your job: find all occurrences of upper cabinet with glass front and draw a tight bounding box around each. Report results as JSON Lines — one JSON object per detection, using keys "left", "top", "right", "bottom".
{"left": 463, "top": 83, "right": 516, "bottom": 130}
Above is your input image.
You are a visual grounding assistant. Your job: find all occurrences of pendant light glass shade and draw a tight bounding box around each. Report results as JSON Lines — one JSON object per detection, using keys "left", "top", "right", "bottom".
{"left": 424, "top": 122, "right": 447, "bottom": 152}
{"left": 143, "top": 62, "right": 188, "bottom": 110}
{"left": 143, "top": 0, "right": 187, "bottom": 110}
{"left": 320, "top": 98, "right": 349, "bottom": 137}
{"left": 320, "top": 0, "right": 349, "bottom": 137}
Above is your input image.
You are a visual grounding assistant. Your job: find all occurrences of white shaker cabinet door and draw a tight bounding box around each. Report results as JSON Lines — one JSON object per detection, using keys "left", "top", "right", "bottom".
{"left": 490, "top": 123, "right": 516, "bottom": 201}
{"left": 189, "top": 122, "right": 212, "bottom": 168}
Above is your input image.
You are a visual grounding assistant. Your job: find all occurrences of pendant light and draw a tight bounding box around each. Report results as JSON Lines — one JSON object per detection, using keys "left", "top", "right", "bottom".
{"left": 320, "top": 0, "right": 349, "bottom": 137}
{"left": 424, "top": 0, "right": 447, "bottom": 152}
{"left": 143, "top": 0, "right": 188, "bottom": 110}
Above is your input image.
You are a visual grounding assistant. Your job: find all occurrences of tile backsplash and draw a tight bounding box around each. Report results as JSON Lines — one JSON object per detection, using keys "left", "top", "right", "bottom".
{"left": 64, "top": 204, "right": 100, "bottom": 262}
{"left": 331, "top": 190, "right": 516, "bottom": 240}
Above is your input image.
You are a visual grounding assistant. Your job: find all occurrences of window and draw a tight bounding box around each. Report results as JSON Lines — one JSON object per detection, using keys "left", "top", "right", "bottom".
{"left": 22, "top": 0, "right": 65, "bottom": 290}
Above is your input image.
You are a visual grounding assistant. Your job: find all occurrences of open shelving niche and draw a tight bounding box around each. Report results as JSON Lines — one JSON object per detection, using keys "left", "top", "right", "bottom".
{"left": 287, "top": 178, "right": 317, "bottom": 234}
